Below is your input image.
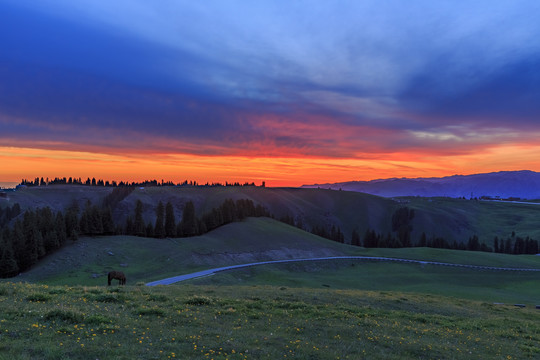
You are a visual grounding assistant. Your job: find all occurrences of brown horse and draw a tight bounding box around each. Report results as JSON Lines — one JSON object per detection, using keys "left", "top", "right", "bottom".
{"left": 107, "top": 271, "right": 126, "bottom": 286}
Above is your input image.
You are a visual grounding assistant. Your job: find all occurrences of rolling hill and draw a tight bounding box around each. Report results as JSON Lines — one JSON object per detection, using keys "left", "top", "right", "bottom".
{"left": 14, "top": 217, "right": 361, "bottom": 285}
{"left": 13, "top": 217, "right": 540, "bottom": 304}
{"left": 3, "top": 183, "right": 540, "bottom": 246}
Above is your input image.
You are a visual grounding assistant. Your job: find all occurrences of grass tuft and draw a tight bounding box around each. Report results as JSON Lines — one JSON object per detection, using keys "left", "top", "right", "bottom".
{"left": 185, "top": 295, "right": 213, "bottom": 306}
{"left": 44, "top": 309, "right": 84, "bottom": 323}
{"left": 134, "top": 306, "right": 166, "bottom": 316}
{"left": 146, "top": 294, "right": 168, "bottom": 302}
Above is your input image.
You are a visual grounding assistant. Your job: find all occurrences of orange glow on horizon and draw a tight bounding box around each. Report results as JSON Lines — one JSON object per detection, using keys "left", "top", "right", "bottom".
{"left": 1, "top": 145, "right": 540, "bottom": 188}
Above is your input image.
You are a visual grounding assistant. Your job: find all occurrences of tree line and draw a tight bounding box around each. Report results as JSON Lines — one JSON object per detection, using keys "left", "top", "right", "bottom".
{"left": 124, "top": 198, "right": 269, "bottom": 238}
{"left": 19, "top": 177, "right": 264, "bottom": 188}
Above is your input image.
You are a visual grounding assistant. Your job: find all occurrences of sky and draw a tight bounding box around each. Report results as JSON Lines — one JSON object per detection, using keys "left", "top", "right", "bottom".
{"left": 1, "top": 0, "right": 540, "bottom": 187}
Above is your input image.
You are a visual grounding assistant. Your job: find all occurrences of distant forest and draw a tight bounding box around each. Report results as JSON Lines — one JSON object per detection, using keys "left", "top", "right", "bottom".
{"left": 1, "top": 187, "right": 538, "bottom": 278}
{"left": 19, "top": 176, "right": 265, "bottom": 188}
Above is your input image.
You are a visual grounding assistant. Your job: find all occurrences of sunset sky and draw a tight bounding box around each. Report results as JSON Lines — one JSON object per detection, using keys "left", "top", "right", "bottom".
{"left": 1, "top": 1, "right": 540, "bottom": 187}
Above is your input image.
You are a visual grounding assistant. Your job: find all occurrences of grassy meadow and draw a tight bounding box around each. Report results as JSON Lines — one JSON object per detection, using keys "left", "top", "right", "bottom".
{"left": 1, "top": 282, "right": 539, "bottom": 360}
{"left": 194, "top": 258, "right": 540, "bottom": 305}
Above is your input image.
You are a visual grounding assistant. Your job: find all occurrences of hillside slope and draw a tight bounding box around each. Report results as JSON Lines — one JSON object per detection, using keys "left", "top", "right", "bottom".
{"left": 4, "top": 184, "right": 540, "bottom": 245}
{"left": 3, "top": 185, "right": 398, "bottom": 242}
{"left": 14, "top": 217, "right": 361, "bottom": 285}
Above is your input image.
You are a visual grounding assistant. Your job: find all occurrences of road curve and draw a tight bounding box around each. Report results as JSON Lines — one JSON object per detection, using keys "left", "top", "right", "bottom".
{"left": 145, "top": 256, "right": 540, "bottom": 286}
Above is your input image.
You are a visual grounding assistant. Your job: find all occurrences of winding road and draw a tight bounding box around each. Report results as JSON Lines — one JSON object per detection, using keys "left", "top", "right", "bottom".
{"left": 145, "top": 256, "right": 540, "bottom": 286}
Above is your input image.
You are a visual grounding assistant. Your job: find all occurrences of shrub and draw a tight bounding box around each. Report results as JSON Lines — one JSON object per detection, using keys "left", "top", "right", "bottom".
{"left": 135, "top": 307, "right": 165, "bottom": 316}
{"left": 185, "top": 295, "right": 213, "bottom": 306}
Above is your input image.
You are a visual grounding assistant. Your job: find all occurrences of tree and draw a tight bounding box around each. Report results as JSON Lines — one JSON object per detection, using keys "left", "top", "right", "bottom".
{"left": 55, "top": 211, "right": 67, "bottom": 246}
{"left": 154, "top": 201, "right": 165, "bottom": 238}
{"left": 101, "top": 207, "right": 115, "bottom": 235}
{"left": 513, "top": 237, "right": 525, "bottom": 254}
{"left": 351, "top": 229, "right": 361, "bottom": 246}
{"left": 467, "top": 235, "right": 480, "bottom": 251}
{"left": 165, "top": 202, "right": 176, "bottom": 237}
{"left": 179, "top": 201, "right": 198, "bottom": 237}
{"left": 133, "top": 200, "right": 145, "bottom": 236}
{"left": 363, "top": 229, "right": 379, "bottom": 248}
{"left": 65, "top": 202, "right": 79, "bottom": 241}
{"left": 145, "top": 222, "right": 154, "bottom": 238}
{"left": 39, "top": 207, "right": 58, "bottom": 252}
{"left": 0, "top": 232, "right": 19, "bottom": 278}
{"left": 392, "top": 207, "right": 415, "bottom": 247}
{"left": 504, "top": 238, "right": 513, "bottom": 254}
{"left": 221, "top": 199, "right": 236, "bottom": 224}
{"left": 79, "top": 201, "right": 92, "bottom": 235}
{"left": 11, "top": 220, "right": 26, "bottom": 270}
{"left": 89, "top": 205, "right": 104, "bottom": 235}
{"left": 22, "top": 210, "right": 43, "bottom": 270}
{"left": 125, "top": 217, "right": 134, "bottom": 236}
{"left": 418, "top": 232, "right": 427, "bottom": 247}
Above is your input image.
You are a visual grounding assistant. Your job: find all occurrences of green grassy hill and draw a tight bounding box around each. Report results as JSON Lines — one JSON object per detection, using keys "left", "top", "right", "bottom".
{"left": 13, "top": 217, "right": 540, "bottom": 305}
{"left": 14, "top": 218, "right": 360, "bottom": 286}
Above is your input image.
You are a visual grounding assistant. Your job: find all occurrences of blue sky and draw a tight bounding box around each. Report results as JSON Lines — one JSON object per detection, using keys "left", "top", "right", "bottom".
{"left": 1, "top": 0, "right": 540, "bottom": 185}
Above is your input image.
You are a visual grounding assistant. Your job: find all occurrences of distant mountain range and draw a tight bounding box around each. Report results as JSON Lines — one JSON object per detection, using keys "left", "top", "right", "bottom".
{"left": 302, "top": 170, "right": 540, "bottom": 199}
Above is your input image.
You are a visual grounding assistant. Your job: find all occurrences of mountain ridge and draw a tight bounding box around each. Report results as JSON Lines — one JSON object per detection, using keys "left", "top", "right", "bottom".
{"left": 302, "top": 170, "right": 540, "bottom": 199}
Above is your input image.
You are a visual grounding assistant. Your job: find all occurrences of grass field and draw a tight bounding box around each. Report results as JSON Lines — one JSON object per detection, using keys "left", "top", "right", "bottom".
{"left": 4, "top": 216, "right": 540, "bottom": 359}
{"left": 12, "top": 218, "right": 540, "bottom": 305}
{"left": 193, "top": 260, "right": 540, "bottom": 305}
{"left": 1, "top": 282, "right": 539, "bottom": 360}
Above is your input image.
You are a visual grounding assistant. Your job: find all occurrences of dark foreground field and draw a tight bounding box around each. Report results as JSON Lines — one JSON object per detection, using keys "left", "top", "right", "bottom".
{"left": 1, "top": 282, "right": 539, "bottom": 360}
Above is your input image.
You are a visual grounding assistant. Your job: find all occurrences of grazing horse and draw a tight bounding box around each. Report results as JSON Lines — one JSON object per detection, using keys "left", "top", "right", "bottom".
{"left": 107, "top": 271, "right": 126, "bottom": 286}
